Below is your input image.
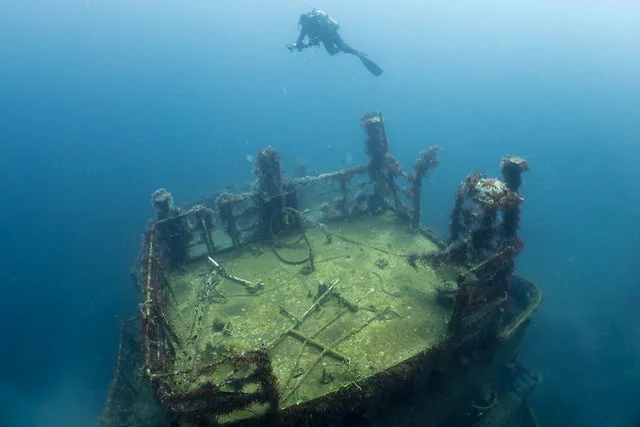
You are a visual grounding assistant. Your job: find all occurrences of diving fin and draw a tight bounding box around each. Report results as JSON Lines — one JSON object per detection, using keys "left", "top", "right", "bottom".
{"left": 358, "top": 55, "right": 383, "bottom": 76}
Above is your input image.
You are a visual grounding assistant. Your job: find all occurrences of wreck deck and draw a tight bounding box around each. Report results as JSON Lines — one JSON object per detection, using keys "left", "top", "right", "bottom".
{"left": 165, "top": 212, "right": 454, "bottom": 421}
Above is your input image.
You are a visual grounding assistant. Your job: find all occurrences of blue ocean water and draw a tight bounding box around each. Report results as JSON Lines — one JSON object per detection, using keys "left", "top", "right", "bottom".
{"left": 0, "top": 1, "right": 638, "bottom": 426}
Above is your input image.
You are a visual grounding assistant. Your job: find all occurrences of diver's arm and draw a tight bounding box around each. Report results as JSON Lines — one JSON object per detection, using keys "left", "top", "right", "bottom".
{"left": 295, "top": 28, "right": 307, "bottom": 51}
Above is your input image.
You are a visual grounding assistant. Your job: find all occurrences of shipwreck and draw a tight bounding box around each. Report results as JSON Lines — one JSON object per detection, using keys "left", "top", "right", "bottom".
{"left": 100, "top": 111, "right": 542, "bottom": 427}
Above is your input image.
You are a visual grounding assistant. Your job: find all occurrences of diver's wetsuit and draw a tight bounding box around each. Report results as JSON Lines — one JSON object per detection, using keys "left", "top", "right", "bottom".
{"left": 296, "top": 9, "right": 358, "bottom": 56}
{"left": 288, "top": 9, "right": 383, "bottom": 76}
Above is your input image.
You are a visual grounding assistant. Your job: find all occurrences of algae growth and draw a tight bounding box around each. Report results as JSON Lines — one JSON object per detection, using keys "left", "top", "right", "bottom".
{"left": 165, "top": 212, "right": 452, "bottom": 416}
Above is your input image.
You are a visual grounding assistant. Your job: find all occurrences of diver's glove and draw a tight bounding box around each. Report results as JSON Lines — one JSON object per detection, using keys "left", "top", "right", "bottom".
{"left": 306, "top": 37, "right": 320, "bottom": 48}
{"left": 285, "top": 39, "right": 318, "bottom": 52}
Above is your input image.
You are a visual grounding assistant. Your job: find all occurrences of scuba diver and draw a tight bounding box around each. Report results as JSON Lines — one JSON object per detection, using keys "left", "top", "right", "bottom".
{"left": 286, "top": 9, "right": 384, "bottom": 77}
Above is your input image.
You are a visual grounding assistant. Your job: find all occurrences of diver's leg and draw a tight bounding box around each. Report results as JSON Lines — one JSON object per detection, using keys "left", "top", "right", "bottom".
{"left": 323, "top": 32, "right": 383, "bottom": 76}
{"left": 333, "top": 33, "right": 360, "bottom": 55}
{"left": 322, "top": 38, "right": 341, "bottom": 56}
{"left": 334, "top": 33, "right": 383, "bottom": 76}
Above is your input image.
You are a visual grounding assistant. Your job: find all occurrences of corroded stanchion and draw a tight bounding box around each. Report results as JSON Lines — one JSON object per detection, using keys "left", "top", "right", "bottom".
{"left": 407, "top": 156, "right": 530, "bottom": 334}
{"left": 411, "top": 146, "right": 441, "bottom": 230}
{"left": 254, "top": 146, "right": 298, "bottom": 236}
{"left": 360, "top": 111, "right": 403, "bottom": 213}
{"left": 499, "top": 156, "right": 529, "bottom": 242}
{"left": 216, "top": 191, "right": 248, "bottom": 247}
{"left": 151, "top": 188, "right": 190, "bottom": 267}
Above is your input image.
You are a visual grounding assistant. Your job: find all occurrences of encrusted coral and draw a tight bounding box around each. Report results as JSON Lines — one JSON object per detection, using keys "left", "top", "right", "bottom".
{"left": 500, "top": 156, "right": 529, "bottom": 192}
{"left": 151, "top": 188, "right": 177, "bottom": 220}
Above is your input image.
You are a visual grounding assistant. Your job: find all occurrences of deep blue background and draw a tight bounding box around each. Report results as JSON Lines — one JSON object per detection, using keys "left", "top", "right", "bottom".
{"left": 0, "top": 1, "right": 638, "bottom": 426}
